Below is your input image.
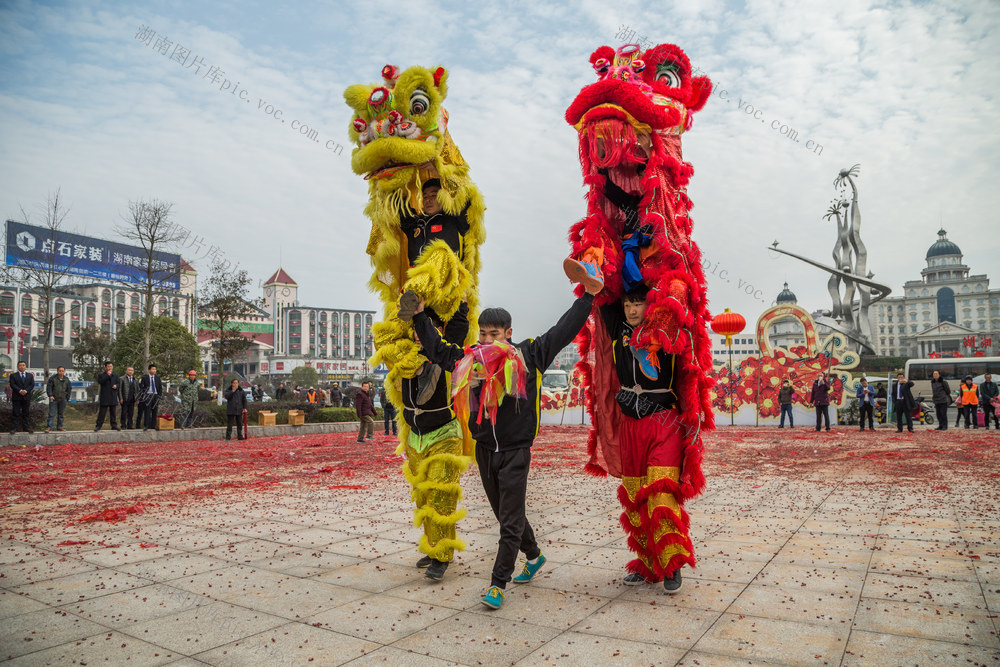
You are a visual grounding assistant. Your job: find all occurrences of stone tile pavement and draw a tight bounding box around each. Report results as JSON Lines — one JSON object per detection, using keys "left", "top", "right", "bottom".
{"left": 1, "top": 427, "right": 999, "bottom": 665}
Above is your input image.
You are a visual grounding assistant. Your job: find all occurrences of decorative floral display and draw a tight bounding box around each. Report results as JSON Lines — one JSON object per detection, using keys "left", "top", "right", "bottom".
{"left": 710, "top": 304, "right": 860, "bottom": 418}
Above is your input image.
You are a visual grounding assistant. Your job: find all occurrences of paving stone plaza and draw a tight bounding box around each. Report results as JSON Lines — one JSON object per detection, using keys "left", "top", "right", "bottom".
{"left": 1, "top": 425, "right": 997, "bottom": 665}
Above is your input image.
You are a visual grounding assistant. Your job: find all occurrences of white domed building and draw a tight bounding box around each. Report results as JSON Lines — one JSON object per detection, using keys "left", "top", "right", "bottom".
{"left": 868, "top": 229, "right": 1000, "bottom": 357}
{"left": 765, "top": 283, "right": 809, "bottom": 350}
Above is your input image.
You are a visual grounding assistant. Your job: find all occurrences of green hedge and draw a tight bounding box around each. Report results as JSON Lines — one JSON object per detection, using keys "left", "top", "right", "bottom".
{"left": 307, "top": 407, "right": 358, "bottom": 423}
{"left": 182, "top": 401, "right": 360, "bottom": 426}
{"left": 857, "top": 356, "right": 911, "bottom": 374}
{"left": 0, "top": 403, "right": 48, "bottom": 431}
{"left": 4, "top": 399, "right": 363, "bottom": 430}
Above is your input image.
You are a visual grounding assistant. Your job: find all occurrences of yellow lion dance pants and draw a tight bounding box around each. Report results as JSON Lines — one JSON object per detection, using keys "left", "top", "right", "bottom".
{"left": 402, "top": 420, "right": 471, "bottom": 562}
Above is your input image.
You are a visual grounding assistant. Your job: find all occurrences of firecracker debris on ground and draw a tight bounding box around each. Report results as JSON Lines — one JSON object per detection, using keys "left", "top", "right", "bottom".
{"left": 1, "top": 425, "right": 998, "bottom": 665}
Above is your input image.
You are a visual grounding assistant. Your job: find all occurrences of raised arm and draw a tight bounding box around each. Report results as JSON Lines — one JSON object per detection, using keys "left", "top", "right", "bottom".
{"left": 413, "top": 310, "right": 466, "bottom": 372}
{"left": 523, "top": 293, "right": 595, "bottom": 371}
{"left": 443, "top": 301, "right": 470, "bottom": 346}
{"left": 599, "top": 300, "right": 624, "bottom": 334}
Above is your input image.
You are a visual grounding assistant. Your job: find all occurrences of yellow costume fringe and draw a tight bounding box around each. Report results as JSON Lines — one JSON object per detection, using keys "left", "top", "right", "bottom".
{"left": 345, "top": 64, "right": 483, "bottom": 559}
{"left": 401, "top": 434, "right": 471, "bottom": 561}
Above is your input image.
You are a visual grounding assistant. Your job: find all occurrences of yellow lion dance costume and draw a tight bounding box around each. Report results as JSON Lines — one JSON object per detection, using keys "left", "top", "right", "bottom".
{"left": 344, "top": 64, "right": 485, "bottom": 567}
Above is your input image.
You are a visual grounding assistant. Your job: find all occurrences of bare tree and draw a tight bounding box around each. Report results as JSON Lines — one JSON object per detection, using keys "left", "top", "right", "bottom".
{"left": 198, "top": 260, "right": 265, "bottom": 388}
{"left": 1, "top": 189, "right": 82, "bottom": 379}
{"left": 113, "top": 199, "right": 186, "bottom": 370}
{"left": 72, "top": 325, "right": 114, "bottom": 398}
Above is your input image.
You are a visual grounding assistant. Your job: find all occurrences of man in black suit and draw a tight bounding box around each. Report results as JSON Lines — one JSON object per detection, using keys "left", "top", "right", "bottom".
{"left": 9, "top": 360, "right": 35, "bottom": 434}
{"left": 119, "top": 366, "right": 138, "bottom": 429}
{"left": 892, "top": 371, "right": 916, "bottom": 433}
{"left": 139, "top": 363, "right": 163, "bottom": 431}
{"left": 95, "top": 361, "right": 121, "bottom": 431}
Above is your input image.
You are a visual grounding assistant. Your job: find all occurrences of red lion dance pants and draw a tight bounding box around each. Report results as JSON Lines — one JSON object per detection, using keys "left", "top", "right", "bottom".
{"left": 617, "top": 412, "right": 695, "bottom": 581}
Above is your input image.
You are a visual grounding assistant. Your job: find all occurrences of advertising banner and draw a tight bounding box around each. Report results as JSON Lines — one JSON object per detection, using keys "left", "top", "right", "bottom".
{"left": 5, "top": 220, "right": 181, "bottom": 289}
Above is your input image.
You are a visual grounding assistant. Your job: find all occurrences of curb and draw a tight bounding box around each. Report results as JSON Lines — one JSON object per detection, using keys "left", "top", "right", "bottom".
{"left": 0, "top": 421, "right": 361, "bottom": 447}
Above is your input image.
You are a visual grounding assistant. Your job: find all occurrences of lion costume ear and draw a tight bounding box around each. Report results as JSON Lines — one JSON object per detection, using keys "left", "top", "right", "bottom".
{"left": 433, "top": 66, "right": 448, "bottom": 90}
{"left": 589, "top": 46, "right": 615, "bottom": 67}
{"left": 344, "top": 84, "right": 372, "bottom": 113}
{"left": 688, "top": 76, "right": 712, "bottom": 112}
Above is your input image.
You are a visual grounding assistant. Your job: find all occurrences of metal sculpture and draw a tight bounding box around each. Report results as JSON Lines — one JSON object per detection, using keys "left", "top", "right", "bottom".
{"left": 770, "top": 165, "right": 890, "bottom": 354}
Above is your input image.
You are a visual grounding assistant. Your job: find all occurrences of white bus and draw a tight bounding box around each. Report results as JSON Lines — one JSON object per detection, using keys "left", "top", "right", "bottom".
{"left": 904, "top": 356, "right": 1000, "bottom": 400}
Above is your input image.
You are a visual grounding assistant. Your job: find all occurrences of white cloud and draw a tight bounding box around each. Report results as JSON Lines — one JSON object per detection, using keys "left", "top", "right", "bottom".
{"left": 1, "top": 0, "right": 998, "bottom": 345}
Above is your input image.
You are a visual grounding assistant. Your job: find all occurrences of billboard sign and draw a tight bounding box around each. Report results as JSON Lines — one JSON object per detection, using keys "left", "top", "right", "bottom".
{"left": 5, "top": 220, "right": 181, "bottom": 289}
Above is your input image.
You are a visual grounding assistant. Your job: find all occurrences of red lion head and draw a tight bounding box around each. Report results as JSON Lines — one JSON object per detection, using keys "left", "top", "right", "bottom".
{"left": 566, "top": 43, "right": 712, "bottom": 171}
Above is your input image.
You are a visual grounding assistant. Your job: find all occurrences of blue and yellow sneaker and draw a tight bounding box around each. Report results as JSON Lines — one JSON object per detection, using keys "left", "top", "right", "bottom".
{"left": 512, "top": 554, "right": 546, "bottom": 584}
{"left": 563, "top": 248, "right": 605, "bottom": 294}
{"left": 631, "top": 346, "right": 659, "bottom": 381}
{"left": 481, "top": 585, "right": 505, "bottom": 609}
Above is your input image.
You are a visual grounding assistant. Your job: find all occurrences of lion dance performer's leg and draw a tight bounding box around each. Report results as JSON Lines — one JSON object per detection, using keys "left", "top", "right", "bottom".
{"left": 397, "top": 303, "right": 472, "bottom": 577}
{"left": 402, "top": 420, "right": 471, "bottom": 563}
{"left": 617, "top": 412, "right": 695, "bottom": 582}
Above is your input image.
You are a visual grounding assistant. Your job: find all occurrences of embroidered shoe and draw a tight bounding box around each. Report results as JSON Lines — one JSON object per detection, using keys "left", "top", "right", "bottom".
{"left": 631, "top": 346, "right": 659, "bottom": 381}
{"left": 623, "top": 572, "right": 651, "bottom": 586}
{"left": 416, "top": 555, "right": 433, "bottom": 568}
{"left": 512, "top": 554, "right": 546, "bottom": 584}
{"left": 562, "top": 256, "right": 605, "bottom": 294}
{"left": 397, "top": 289, "right": 420, "bottom": 321}
{"left": 481, "top": 586, "right": 505, "bottom": 609}
{"left": 663, "top": 568, "right": 683, "bottom": 594}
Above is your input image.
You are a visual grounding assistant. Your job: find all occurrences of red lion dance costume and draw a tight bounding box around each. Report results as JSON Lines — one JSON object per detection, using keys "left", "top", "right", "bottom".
{"left": 567, "top": 43, "right": 715, "bottom": 583}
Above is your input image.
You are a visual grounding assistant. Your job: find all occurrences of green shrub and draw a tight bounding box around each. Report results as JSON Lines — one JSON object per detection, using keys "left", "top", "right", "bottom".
{"left": 838, "top": 398, "right": 860, "bottom": 425}
{"left": 308, "top": 407, "right": 358, "bottom": 423}
{"left": 0, "top": 403, "right": 48, "bottom": 431}
{"left": 67, "top": 401, "right": 100, "bottom": 416}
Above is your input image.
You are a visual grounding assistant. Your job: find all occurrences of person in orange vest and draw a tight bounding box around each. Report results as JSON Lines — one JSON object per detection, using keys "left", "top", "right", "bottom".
{"left": 959, "top": 375, "right": 980, "bottom": 429}
{"left": 306, "top": 387, "right": 317, "bottom": 404}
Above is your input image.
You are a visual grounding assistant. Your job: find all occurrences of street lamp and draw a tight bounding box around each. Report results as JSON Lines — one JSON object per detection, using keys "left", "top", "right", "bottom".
{"left": 711, "top": 308, "right": 747, "bottom": 426}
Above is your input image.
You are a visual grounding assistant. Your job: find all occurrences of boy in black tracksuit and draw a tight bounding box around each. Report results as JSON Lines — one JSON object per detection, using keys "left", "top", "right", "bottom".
{"left": 413, "top": 289, "right": 597, "bottom": 609}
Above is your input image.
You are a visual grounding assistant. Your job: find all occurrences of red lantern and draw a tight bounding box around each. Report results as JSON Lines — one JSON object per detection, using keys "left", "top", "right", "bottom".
{"left": 711, "top": 308, "right": 746, "bottom": 426}
{"left": 711, "top": 308, "right": 746, "bottom": 343}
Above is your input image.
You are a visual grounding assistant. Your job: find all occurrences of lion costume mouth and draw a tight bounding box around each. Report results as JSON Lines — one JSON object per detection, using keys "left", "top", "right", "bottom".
{"left": 365, "top": 160, "right": 408, "bottom": 181}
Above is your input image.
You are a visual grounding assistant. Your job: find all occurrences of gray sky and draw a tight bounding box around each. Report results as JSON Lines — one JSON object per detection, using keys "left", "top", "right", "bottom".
{"left": 2, "top": 0, "right": 998, "bottom": 340}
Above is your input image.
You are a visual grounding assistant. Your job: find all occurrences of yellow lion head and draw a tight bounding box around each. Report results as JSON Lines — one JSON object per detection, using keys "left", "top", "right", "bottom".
{"left": 344, "top": 64, "right": 454, "bottom": 194}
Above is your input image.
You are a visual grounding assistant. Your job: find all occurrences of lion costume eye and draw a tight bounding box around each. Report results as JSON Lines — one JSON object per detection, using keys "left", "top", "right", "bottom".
{"left": 410, "top": 90, "right": 430, "bottom": 115}
{"left": 656, "top": 63, "right": 682, "bottom": 88}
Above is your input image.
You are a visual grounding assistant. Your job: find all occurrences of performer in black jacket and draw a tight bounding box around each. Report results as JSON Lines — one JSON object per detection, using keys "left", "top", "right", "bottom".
{"left": 397, "top": 302, "right": 470, "bottom": 581}
{"left": 413, "top": 284, "right": 598, "bottom": 610}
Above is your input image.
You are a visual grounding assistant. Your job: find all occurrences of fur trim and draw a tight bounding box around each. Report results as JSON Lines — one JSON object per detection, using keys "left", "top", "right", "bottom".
{"left": 414, "top": 506, "right": 467, "bottom": 528}
{"left": 625, "top": 557, "right": 657, "bottom": 581}
{"left": 566, "top": 81, "right": 683, "bottom": 130}
{"left": 617, "top": 476, "right": 698, "bottom": 580}
{"left": 418, "top": 535, "right": 466, "bottom": 561}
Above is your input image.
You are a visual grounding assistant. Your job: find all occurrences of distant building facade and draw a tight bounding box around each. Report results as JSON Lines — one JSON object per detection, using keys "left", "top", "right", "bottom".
{"left": 764, "top": 283, "right": 810, "bottom": 350}
{"left": 867, "top": 229, "right": 1000, "bottom": 357}
{"left": 711, "top": 333, "right": 758, "bottom": 365}
{"left": 236, "top": 268, "right": 376, "bottom": 383}
{"left": 1, "top": 260, "right": 198, "bottom": 375}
